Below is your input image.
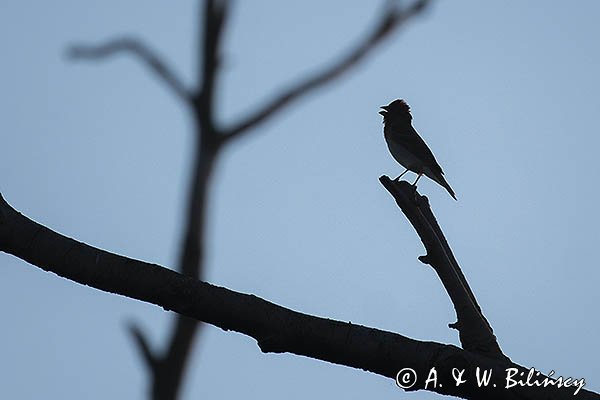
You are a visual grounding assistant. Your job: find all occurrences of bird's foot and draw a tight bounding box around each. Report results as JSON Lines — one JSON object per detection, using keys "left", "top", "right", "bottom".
{"left": 412, "top": 173, "right": 423, "bottom": 186}
{"left": 394, "top": 169, "right": 409, "bottom": 182}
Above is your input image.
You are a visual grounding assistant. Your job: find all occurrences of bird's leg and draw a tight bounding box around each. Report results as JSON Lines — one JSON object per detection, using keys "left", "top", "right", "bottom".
{"left": 412, "top": 173, "right": 423, "bottom": 186}
{"left": 394, "top": 169, "right": 409, "bottom": 181}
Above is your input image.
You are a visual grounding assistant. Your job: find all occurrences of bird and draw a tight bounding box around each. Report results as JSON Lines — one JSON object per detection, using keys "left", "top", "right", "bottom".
{"left": 379, "top": 99, "right": 457, "bottom": 200}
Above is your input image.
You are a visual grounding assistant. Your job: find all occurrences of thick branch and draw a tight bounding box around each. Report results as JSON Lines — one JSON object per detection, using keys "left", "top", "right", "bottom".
{"left": 0, "top": 195, "right": 596, "bottom": 400}
{"left": 221, "top": 0, "right": 430, "bottom": 142}
{"left": 148, "top": 2, "right": 232, "bottom": 398}
{"left": 68, "top": 37, "right": 190, "bottom": 102}
{"left": 379, "top": 177, "right": 506, "bottom": 360}
{"left": 149, "top": 2, "right": 231, "bottom": 398}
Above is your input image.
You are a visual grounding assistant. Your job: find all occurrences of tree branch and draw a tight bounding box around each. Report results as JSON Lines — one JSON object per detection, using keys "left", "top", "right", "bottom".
{"left": 68, "top": 37, "right": 191, "bottom": 102}
{"left": 0, "top": 194, "right": 596, "bottom": 400}
{"left": 379, "top": 177, "right": 506, "bottom": 360}
{"left": 221, "top": 0, "right": 429, "bottom": 143}
{"left": 150, "top": 2, "right": 231, "bottom": 398}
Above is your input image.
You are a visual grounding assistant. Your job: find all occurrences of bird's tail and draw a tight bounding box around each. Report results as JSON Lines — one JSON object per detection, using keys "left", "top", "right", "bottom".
{"left": 431, "top": 173, "right": 457, "bottom": 200}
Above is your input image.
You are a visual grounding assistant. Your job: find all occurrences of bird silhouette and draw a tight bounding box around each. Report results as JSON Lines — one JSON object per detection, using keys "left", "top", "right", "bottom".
{"left": 379, "top": 99, "right": 456, "bottom": 200}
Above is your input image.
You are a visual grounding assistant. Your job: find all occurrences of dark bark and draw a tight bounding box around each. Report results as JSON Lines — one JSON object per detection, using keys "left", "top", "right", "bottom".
{"left": 380, "top": 177, "right": 506, "bottom": 360}
{"left": 0, "top": 194, "right": 597, "bottom": 400}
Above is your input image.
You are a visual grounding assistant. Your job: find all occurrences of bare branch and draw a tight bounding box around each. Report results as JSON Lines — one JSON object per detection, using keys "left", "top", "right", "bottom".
{"left": 148, "top": 2, "right": 232, "bottom": 398}
{"left": 68, "top": 37, "right": 191, "bottom": 102}
{"left": 379, "top": 177, "right": 507, "bottom": 360}
{"left": 1, "top": 193, "right": 595, "bottom": 400}
{"left": 221, "top": 0, "right": 430, "bottom": 142}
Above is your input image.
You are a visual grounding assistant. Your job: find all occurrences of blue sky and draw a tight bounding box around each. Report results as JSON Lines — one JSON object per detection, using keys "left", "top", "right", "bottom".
{"left": 1, "top": 1, "right": 598, "bottom": 399}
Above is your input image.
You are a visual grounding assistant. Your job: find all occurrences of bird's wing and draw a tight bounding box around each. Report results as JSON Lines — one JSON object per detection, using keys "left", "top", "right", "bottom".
{"left": 388, "top": 124, "right": 445, "bottom": 175}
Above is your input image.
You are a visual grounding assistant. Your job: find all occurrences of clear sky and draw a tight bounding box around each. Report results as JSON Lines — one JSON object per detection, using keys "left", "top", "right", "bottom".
{"left": 1, "top": 1, "right": 598, "bottom": 399}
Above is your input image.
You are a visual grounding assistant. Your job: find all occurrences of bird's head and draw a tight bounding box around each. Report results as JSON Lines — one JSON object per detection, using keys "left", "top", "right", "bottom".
{"left": 379, "top": 99, "right": 412, "bottom": 122}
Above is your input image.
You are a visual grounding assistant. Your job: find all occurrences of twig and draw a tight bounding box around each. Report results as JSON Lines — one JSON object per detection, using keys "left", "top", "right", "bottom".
{"left": 221, "top": 0, "right": 430, "bottom": 142}
{"left": 68, "top": 37, "right": 190, "bottom": 102}
{"left": 128, "top": 322, "right": 158, "bottom": 370}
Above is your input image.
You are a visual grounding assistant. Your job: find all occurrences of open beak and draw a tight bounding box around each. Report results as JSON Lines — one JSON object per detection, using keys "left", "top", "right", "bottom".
{"left": 378, "top": 106, "right": 388, "bottom": 116}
